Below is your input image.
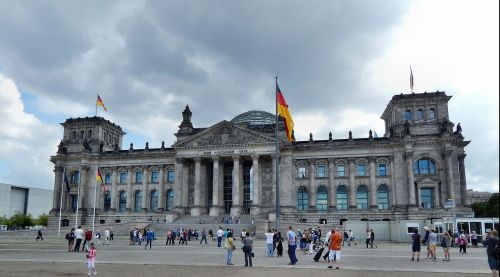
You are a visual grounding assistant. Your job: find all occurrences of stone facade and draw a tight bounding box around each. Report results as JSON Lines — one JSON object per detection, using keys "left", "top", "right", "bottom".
{"left": 49, "top": 91, "right": 473, "bottom": 226}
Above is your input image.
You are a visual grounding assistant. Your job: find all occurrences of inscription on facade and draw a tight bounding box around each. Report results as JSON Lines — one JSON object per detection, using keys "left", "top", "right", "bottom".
{"left": 202, "top": 149, "right": 254, "bottom": 156}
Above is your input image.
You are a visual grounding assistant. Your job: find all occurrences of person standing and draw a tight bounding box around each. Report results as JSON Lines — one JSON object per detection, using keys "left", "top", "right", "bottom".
{"left": 471, "top": 231, "right": 478, "bottom": 248}
{"left": 287, "top": 226, "right": 298, "bottom": 265}
{"left": 410, "top": 229, "right": 421, "bottom": 261}
{"left": 129, "top": 229, "right": 134, "bottom": 246}
{"left": 422, "top": 226, "right": 431, "bottom": 259}
{"left": 81, "top": 228, "right": 92, "bottom": 252}
{"left": 265, "top": 229, "right": 274, "bottom": 257}
{"left": 66, "top": 228, "right": 75, "bottom": 252}
{"left": 276, "top": 232, "right": 284, "bottom": 257}
{"left": 145, "top": 228, "right": 155, "bottom": 250}
{"left": 109, "top": 229, "right": 114, "bottom": 241}
{"left": 86, "top": 242, "right": 97, "bottom": 276}
{"left": 74, "top": 225, "right": 84, "bottom": 252}
{"left": 370, "top": 229, "right": 377, "bottom": 248}
{"left": 428, "top": 228, "right": 438, "bottom": 261}
{"left": 366, "top": 229, "right": 374, "bottom": 248}
{"left": 458, "top": 231, "right": 468, "bottom": 254}
{"left": 104, "top": 228, "right": 110, "bottom": 245}
{"left": 327, "top": 228, "right": 343, "bottom": 269}
{"left": 200, "top": 229, "right": 208, "bottom": 244}
{"left": 36, "top": 229, "right": 43, "bottom": 241}
{"left": 217, "top": 227, "right": 224, "bottom": 247}
{"left": 441, "top": 231, "right": 451, "bottom": 261}
{"left": 242, "top": 232, "right": 253, "bottom": 267}
{"left": 482, "top": 230, "right": 499, "bottom": 277}
{"left": 348, "top": 229, "right": 357, "bottom": 246}
{"left": 225, "top": 232, "right": 235, "bottom": 265}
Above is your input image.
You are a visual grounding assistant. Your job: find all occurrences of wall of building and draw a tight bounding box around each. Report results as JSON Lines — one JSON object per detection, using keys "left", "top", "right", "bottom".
{"left": 0, "top": 184, "right": 11, "bottom": 217}
{"left": 0, "top": 183, "right": 52, "bottom": 218}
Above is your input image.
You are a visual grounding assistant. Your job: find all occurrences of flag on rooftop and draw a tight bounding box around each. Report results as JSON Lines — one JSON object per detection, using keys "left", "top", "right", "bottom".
{"left": 276, "top": 84, "right": 294, "bottom": 142}
{"left": 97, "top": 94, "right": 107, "bottom": 112}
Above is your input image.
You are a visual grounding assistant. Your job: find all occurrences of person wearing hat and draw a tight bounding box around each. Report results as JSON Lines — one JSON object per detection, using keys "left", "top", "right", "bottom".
{"left": 422, "top": 226, "right": 431, "bottom": 259}
{"left": 428, "top": 227, "right": 438, "bottom": 261}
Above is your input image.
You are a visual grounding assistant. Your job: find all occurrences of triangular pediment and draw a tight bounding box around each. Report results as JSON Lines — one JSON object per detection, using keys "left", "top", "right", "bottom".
{"left": 174, "top": 121, "right": 275, "bottom": 148}
{"left": 414, "top": 175, "right": 440, "bottom": 184}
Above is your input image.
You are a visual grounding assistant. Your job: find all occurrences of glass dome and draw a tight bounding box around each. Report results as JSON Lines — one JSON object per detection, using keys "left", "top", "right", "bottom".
{"left": 231, "top": 110, "right": 275, "bottom": 126}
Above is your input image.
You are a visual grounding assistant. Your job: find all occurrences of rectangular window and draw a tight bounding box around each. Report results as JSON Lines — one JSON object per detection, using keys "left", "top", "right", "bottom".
{"left": 135, "top": 171, "right": 142, "bottom": 184}
{"left": 104, "top": 172, "right": 111, "bottom": 184}
{"left": 317, "top": 165, "right": 326, "bottom": 178}
{"left": 378, "top": 164, "right": 387, "bottom": 176}
{"left": 421, "top": 188, "right": 434, "bottom": 208}
{"left": 119, "top": 172, "right": 127, "bottom": 184}
{"left": 357, "top": 164, "right": 366, "bottom": 176}
{"left": 406, "top": 223, "right": 419, "bottom": 234}
{"left": 151, "top": 171, "right": 158, "bottom": 183}
{"left": 167, "top": 170, "right": 174, "bottom": 183}
{"left": 337, "top": 165, "right": 345, "bottom": 177}
{"left": 297, "top": 167, "right": 306, "bottom": 178}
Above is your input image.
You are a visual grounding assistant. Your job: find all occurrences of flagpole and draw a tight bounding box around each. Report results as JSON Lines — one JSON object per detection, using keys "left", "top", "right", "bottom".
{"left": 274, "top": 76, "right": 280, "bottom": 232}
{"left": 92, "top": 165, "right": 99, "bottom": 234}
{"left": 75, "top": 177, "right": 80, "bottom": 229}
{"left": 57, "top": 167, "right": 65, "bottom": 237}
{"left": 95, "top": 92, "right": 98, "bottom": 117}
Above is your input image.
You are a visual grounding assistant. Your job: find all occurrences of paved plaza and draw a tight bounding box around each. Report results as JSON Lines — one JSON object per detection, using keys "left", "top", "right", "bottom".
{"left": 0, "top": 234, "right": 491, "bottom": 276}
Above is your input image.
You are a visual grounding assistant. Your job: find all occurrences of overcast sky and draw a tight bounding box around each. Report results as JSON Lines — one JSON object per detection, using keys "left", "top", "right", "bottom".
{"left": 0, "top": 0, "right": 498, "bottom": 193}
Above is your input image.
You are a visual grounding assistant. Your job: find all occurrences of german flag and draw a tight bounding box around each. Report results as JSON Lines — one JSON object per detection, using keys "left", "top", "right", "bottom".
{"left": 276, "top": 84, "right": 294, "bottom": 141}
{"left": 96, "top": 169, "right": 108, "bottom": 194}
{"left": 97, "top": 95, "right": 107, "bottom": 112}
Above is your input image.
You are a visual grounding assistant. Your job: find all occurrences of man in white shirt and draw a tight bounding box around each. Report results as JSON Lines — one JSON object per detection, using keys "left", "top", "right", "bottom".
{"left": 216, "top": 227, "right": 224, "bottom": 247}
{"left": 73, "top": 226, "right": 84, "bottom": 252}
{"left": 104, "top": 228, "right": 110, "bottom": 245}
{"left": 265, "top": 229, "right": 275, "bottom": 257}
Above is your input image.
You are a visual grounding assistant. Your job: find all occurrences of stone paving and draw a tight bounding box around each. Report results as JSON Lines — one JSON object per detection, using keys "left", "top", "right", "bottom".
{"left": 0, "top": 235, "right": 491, "bottom": 276}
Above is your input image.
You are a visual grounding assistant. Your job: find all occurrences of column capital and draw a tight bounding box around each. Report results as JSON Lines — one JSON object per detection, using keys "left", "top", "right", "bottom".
{"left": 232, "top": 155, "right": 240, "bottom": 161}
{"left": 368, "top": 156, "right": 377, "bottom": 163}
{"left": 308, "top": 158, "right": 315, "bottom": 164}
{"left": 80, "top": 165, "right": 90, "bottom": 171}
{"left": 328, "top": 158, "right": 335, "bottom": 164}
{"left": 193, "top": 156, "right": 202, "bottom": 162}
{"left": 54, "top": 165, "right": 64, "bottom": 173}
{"left": 251, "top": 154, "right": 259, "bottom": 161}
{"left": 458, "top": 153, "right": 466, "bottom": 160}
{"left": 175, "top": 157, "right": 184, "bottom": 163}
{"left": 126, "top": 166, "right": 134, "bottom": 170}
{"left": 212, "top": 156, "right": 220, "bottom": 162}
{"left": 441, "top": 149, "right": 453, "bottom": 158}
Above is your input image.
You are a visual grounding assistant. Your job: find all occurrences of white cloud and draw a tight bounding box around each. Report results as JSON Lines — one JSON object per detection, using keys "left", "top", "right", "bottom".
{"left": 0, "top": 74, "right": 59, "bottom": 189}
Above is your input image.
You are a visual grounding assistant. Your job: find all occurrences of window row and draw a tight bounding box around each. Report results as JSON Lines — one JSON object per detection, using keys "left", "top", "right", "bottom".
{"left": 404, "top": 108, "right": 435, "bottom": 121}
{"left": 68, "top": 170, "right": 175, "bottom": 185}
{"left": 99, "top": 190, "right": 175, "bottom": 212}
{"left": 71, "top": 129, "right": 93, "bottom": 140}
{"left": 296, "top": 163, "right": 389, "bottom": 178}
{"left": 296, "top": 184, "right": 390, "bottom": 211}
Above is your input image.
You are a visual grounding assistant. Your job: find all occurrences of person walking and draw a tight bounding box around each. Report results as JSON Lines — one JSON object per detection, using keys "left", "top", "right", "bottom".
{"left": 145, "top": 228, "right": 155, "bottom": 250}
{"left": 225, "top": 231, "right": 235, "bottom": 265}
{"left": 410, "top": 229, "right": 421, "bottom": 261}
{"left": 104, "top": 228, "right": 110, "bottom": 245}
{"left": 36, "top": 229, "right": 43, "bottom": 241}
{"left": 370, "top": 229, "right": 377, "bottom": 248}
{"left": 366, "top": 229, "right": 374, "bottom": 248}
{"left": 348, "top": 229, "right": 357, "bottom": 247}
{"left": 459, "top": 231, "right": 468, "bottom": 254}
{"left": 482, "top": 230, "right": 499, "bottom": 277}
{"left": 66, "top": 228, "right": 75, "bottom": 252}
{"left": 441, "top": 231, "right": 451, "bottom": 261}
{"left": 265, "top": 229, "right": 274, "bottom": 257}
{"left": 200, "top": 229, "right": 208, "bottom": 244}
{"left": 74, "top": 225, "right": 84, "bottom": 252}
{"left": 242, "top": 232, "right": 253, "bottom": 267}
{"left": 217, "top": 227, "right": 224, "bottom": 248}
{"left": 85, "top": 242, "right": 97, "bottom": 276}
{"left": 286, "top": 226, "right": 298, "bottom": 265}
{"left": 327, "top": 228, "right": 343, "bottom": 269}
{"left": 276, "top": 232, "right": 284, "bottom": 257}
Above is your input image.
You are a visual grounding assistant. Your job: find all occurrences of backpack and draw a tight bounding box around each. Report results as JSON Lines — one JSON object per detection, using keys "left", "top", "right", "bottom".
{"left": 65, "top": 233, "right": 70, "bottom": 240}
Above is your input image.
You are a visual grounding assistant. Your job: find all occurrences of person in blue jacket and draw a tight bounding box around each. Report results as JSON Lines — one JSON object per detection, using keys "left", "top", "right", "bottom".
{"left": 145, "top": 228, "right": 155, "bottom": 250}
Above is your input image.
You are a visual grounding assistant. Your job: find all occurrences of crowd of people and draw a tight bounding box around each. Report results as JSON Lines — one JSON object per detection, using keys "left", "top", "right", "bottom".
{"left": 64, "top": 226, "right": 113, "bottom": 253}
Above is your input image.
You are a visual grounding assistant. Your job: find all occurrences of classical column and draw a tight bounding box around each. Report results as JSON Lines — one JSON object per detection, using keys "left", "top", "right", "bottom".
{"left": 157, "top": 166, "right": 165, "bottom": 212}
{"left": 434, "top": 186, "right": 440, "bottom": 207}
{"left": 141, "top": 166, "right": 149, "bottom": 212}
{"left": 173, "top": 158, "right": 184, "bottom": 213}
{"left": 458, "top": 154, "right": 467, "bottom": 206}
{"left": 328, "top": 159, "right": 336, "bottom": 211}
{"left": 309, "top": 159, "right": 316, "bottom": 211}
{"left": 406, "top": 152, "right": 416, "bottom": 208}
{"left": 369, "top": 158, "right": 377, "bottom": 210}
{"left": 444, "top": 150, "right": 455, "bottom": 203}
{"left": 80, "top": 165, "right": 88, "bottom": 212}
{"left": 348, "top": 159, "right": 356, "bottom": 209}
{"left": 250, "top": 154, "right": 261, "bottom": 215}
{"left": 191, "top": 157, "right": 202, "bottom": 216}
{"left": 210, "top": 157, "right": 221, "bottom": 216}
{"left": 230, "top": 155, "right": 241, "bottom": 216}
{"left": 126, "top": 166, "right": 133, "bottom": 212}
{"left": 110, "top": 168, "right": 117, "bottom": 212}
{"left": 52, "top": 166, "right": 63, "bottom": 212}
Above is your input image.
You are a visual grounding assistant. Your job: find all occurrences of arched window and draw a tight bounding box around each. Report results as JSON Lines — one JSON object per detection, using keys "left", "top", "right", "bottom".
{"left": 150, "top": 190, "right": 158, "bottom": 211}
{"left": 316, "top": 186, "right": 328, "bottom": 211}
{"left": 119, "top": 191, "right": 127, "bottom": 212}
{"left": 429, "top": 108, "right": 435, "bottom": 119}
{"left": 356, "top": 185, "right": 368, "bottom": 210}
{"left": 134, "top": 191, "right": 142, "bottom": 212}
{"left": 70, "top": 171, "right": 80, "bottom": 185}
{"left": 377, "top": 184, "right": 389, "bottom": 210}
{"left": 87, "top": 130, "right": 92, "bottom": 139}
{"left": 336, "top": 185, "right": 348, "bottom": 210}
{"left": 413, "top": 159, "right": 437, "bottom": 175}
{"left": 103, "top": 193, "right": 111, "bottom": 212}
{"left": 166, "top": 190, "right": 174, "bottom": 211}
{"left": 297, "top": 186, "right": 308, "bottom": 211}
{"left": 135, "top": 170, "right": 142, "bottom": 183}
{"left": 404, "top": 110, "right": 412, "bottom": 121}
{"left": 417, "top": 109, "right": 423, "bottom": 120}
{"left": 72, "top": 131, "right": 77, "bottom": 140}
{"left": 80, "top": 130, "right": 85, "bottom": 139}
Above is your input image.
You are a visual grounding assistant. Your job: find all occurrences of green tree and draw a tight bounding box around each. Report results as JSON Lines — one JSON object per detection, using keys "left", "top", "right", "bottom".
{"left": 36, "top": 214, "right": 48, "bottom": 226}
{"left": 0, "top": 216, "right": 10, "bottom": 226}
{"left": 9, "top": 213, "right": 35, "bottom": 229}
{"left": 472, "top": 193, "right": 499, "bottom": 217}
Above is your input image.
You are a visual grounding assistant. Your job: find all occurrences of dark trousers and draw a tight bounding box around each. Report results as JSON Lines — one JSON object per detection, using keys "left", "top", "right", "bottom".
{"left": 366, "top": 238, "right": 373, "bottom": 248}
{"left": 36, "top": 235, "right": 43, "bottom": 241}
{"left": 287, "top": 244, "right": 298, "bottom": 264}
{"left": 200, "top": 236, "right": 207, "bottom": 244}
{"left": 145, "top": 239, "right": 152, "bottom": 249}
{"left": 459, "top": 245, "right": 467, "bottom": 253}
{"left": 217, "top": 236, "right": 222, "bottom": 247}
{"left": 74, "top": 239, "right": 82, "bottom": 252}
{"left": 244, "top": 251, "right": 253, "bottom": 266}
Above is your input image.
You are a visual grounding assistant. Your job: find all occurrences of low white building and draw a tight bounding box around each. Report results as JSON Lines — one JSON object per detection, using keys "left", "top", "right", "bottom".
{"left": 0, "top": 183, "right": 53, "bottom": 218}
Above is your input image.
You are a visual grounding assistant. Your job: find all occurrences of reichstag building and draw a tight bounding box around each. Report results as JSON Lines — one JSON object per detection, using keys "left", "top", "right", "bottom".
{"left": 49, "top": 91, "right": 471, "bottom": 226}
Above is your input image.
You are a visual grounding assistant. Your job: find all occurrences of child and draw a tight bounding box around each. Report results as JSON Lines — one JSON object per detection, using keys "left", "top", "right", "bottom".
{"left": 86, "top": 242, "right": 97, "bottom": 276}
